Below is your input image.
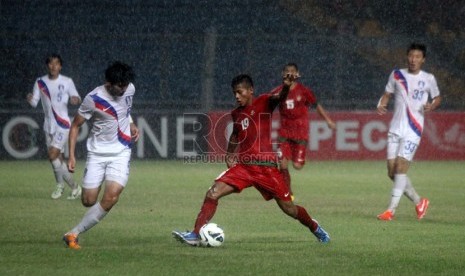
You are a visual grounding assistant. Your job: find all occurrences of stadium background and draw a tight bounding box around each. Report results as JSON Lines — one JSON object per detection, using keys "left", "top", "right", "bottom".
{"left": 1, "top": 0, "right": 464, "bottom": 159}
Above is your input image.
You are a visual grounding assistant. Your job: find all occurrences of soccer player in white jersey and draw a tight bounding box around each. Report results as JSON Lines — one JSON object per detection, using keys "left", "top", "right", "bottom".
{"left": 27, "top": 54, "right": 82, "bottom": 200}
{"left": 376, "top": 43, "right": 442, "bottom": 221}
{"left": 63, "top": 62, "right": 139, "bottom": 249}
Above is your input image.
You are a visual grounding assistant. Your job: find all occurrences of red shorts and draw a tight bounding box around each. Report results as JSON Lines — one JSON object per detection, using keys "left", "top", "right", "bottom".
{"left": 278, "top": 138, "right": 307, "bottom": 166}
{"left": 215, "top": 164, "right": 292, "bottom": 201}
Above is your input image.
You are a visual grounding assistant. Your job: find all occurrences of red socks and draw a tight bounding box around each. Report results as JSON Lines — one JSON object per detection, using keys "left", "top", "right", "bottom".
{"left": 192, "top": 198, "right": 318, "bottom": 234}
{"left": 296, "top": 205, "right": 318, "bottom": 232}
{"left": 193, "top": 197, "right": 218, "bottom": 234}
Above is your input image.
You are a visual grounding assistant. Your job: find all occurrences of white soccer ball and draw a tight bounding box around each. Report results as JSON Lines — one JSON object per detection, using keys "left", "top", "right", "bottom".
{"left": 199, "top": 223, "right": 225, "bottom": 247}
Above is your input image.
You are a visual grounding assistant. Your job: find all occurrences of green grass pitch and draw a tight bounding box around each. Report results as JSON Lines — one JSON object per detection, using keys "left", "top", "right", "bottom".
{"left": 1, "top": 160, "right": 464, "bottom": 275}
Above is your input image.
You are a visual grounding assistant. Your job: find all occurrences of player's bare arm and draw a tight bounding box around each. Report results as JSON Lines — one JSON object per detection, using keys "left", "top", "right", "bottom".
{"left": 270, "top": 74, "right": 294, "bottom": 103}
{"left": 68, "top": 114, "right": 86, "bottom": 173}
{"left": 377, "top": 92, "right": 392, "bottom": 115}
{"left": 316, "top": 104, "right": 336, "bottom": 130}
{"left": 130, "top": 123, "right": 140, "bottom": 142}
{"left": 424, "top": 95, "right": 442, "bottom": 112}
{"left": 225, "top": 132, "right": 238, "bottom": 168}
{"left": 26, "top": 92, "right": 38, "bottom": 107}
{"left": 69, "top": 96, "right": 81, "bottom": 105}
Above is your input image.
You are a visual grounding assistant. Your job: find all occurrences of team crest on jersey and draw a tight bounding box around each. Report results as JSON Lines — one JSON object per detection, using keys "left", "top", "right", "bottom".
{"left": 250, "top": 110, "right": 255, "bottom": 116}
{"left": 297, "top": 96, "right": 302, "bottom": 101}
{"left": 418, "top": 80, "right": 425, "bottom": 89}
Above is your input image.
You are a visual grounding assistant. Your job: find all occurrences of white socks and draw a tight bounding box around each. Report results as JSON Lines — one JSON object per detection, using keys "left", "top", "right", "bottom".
{"left": 51, "top": 159, "right": 64, "bottom": 187}
{"left": 70, "top": 203, "right": 108, "bottom": 235}
{"left": 61, "top": 162, "right": 77, "bottom": 189}
{"left": 403, "top": 177, "right": 421, "bottom": 205}
{"left": 50, "top": 158, "right": 77, "bottom": 189}
{"left": 387, "top": 174, "right": 408, "bottom": 213}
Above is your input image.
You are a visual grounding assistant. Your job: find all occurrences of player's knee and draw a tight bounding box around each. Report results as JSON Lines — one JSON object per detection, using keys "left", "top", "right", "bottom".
{"left": 82, "top": 198, "right": 96, "bottom": 207}
{"left": 104, "top": 194, "right": 119, "bottom": 205}
{"left": 293, "top": 163, "right": 304, "bottom": 170}
{"left": 394, "top": 157, "right": 410, "bottom": 174}
{"left": 100, "top": 196, "right": 119, "bottom": 211}
{"left": 279, "top": 158, "right": 289, "bottom": 170}
{"left": 47, "top": 147, "right": 61, "bottom": 161}
{"left": 387, "top": 166, "right": 396, "bottom": 180}
{"left": 288, "top": 206, "right": 298, "bottom": 218}
{"left": 278, "top": 200, "right": 297, "bottom": 218}
{"left": 285, "top": 207, "right": 298, "bottom": 218}
{"left": 388, "top": 172, "right": 395, "bottom": 181}
{"left": 281, "top": 207, "right": 292, "bottom": 217}
{"left": 206, "top": 181, "right": 232, "bottom": 200}
{"left": 206, "top": 185, "right": 220, "bottom": 200}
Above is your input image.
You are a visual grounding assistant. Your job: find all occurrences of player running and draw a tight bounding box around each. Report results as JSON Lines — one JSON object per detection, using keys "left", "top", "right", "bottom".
{"left": 273, "top": 63, "right": 336, "bottom": 200}
{"left": 172, "top": 74, "right": 330, "bottom": 246}
{"left": 376, "top": 43, "right": 441, "bottom": 221}
{"left": 27, "top": 54, "right": 81, "bottom": 200}
{"left": 63, "top": 62, "right": 139, "bottom": 249}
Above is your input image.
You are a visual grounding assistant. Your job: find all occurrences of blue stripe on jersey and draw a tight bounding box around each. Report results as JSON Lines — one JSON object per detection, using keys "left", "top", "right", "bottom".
{"left": 394, "top": 70, "right": 422, "bottom": 137}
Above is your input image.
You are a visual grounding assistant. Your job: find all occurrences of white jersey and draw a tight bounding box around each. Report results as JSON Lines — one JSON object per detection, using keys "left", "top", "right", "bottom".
{"left": 385, "top": 68, "right": 440, "bottom": 137}
{"left": 29, "top": 74, "right": 80, "bottom": 134}
{"left": 79, "top": 83, "right": 135, "bottom": 155}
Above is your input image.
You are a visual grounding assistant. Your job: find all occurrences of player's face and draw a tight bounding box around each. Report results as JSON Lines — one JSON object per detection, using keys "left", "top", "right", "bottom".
{"left": 232, "top": 83, "right": 253, "bottom": 107}
{"left": 407, "top": 50, "right": 425, "bottom": 74}
{"left": 282, "top": 66, "right": 300, "bottom": 80}
{"left": 47, "top": 58, "right": 62, "bottom": 79}
{"left": 106, "top": 82, "right": 129, "bottom": 97}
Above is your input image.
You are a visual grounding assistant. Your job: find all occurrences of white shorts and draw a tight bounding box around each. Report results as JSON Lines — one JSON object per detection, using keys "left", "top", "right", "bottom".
{"left": 82, "top": 149, "right": 132, "bottom": 189}
{"left": 45, "top": 129, "right": 69, "bottom": 153}
{"left": 387, "top": 132, "right": 421, "bottom": 161}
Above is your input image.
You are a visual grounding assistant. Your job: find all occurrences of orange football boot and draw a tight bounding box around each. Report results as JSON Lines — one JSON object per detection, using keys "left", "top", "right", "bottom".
{"left": 377, "top": 210, "right": 394, "bottom": 221}
{"left": 63, "top": 233, "right": 81, "bottom": 250}
{"left": 416, "top": 198, "right": 429, "bottom": 220}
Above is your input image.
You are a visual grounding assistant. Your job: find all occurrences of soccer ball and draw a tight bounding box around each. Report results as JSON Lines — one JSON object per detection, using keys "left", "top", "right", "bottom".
{"left": 199, "top": 223, "right": 225, "bottom": 247}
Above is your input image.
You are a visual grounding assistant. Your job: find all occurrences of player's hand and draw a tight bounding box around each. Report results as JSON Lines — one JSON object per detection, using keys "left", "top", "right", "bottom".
{"left": 327, "top": 120, "right": 336, "bottom": 130}
{"left": 282, "top": 73, "right": 297, "bottom": 87}
{"left": 377, "top": 105, "right": 387, "bottom": 115}
{"left": 26, "top": 93, "right": 33, "bottom": 103}
{"left": 130, "top": 123, "right": 140, "bottom": 142}
{"left": 68, "top": 156, "right": 76, "bottom": 173}
{"left": 226, "top": 154, "right": 237, "bottom": 168}
{"left": 423, "top": 103, "right": 433, "bottom": 112}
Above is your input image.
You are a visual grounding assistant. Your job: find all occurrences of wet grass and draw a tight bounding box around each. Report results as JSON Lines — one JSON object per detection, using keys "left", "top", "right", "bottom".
{"left": 1, "top": 160, "right": 464, "bottom": 275}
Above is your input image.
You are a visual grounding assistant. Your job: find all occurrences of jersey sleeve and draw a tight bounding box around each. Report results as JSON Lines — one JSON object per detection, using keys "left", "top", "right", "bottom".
{"left": 127, "top": 83, "right": 136, "bottom": 95}
{"left": 230, "top": 109, "right": 239, "bottom": 134}
{"left": 29, "top": 79, "right": 41, "bottom": 107}
{"left": 269, "top": 85, "right": 283, "bottom": 96}
{"left": 78, "top": 94, "right": 95, "bottom": 120}
{"left": 67, "top": 78, "right": 80, "bottom": 99}
{"left": 385, "top": 71, "right": 396, "bottom": 94}
{"left": 264, "top": 92, "right": 280, "bottom": 111}
{"left": 428, "top": 74, "right": 440, "bottom": 99}
{"left": 304, "top": 86, "right": 318, "bottom": 107}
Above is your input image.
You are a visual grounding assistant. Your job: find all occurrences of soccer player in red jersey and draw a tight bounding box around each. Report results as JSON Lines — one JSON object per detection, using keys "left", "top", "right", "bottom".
{"left": 172, "top": 74, "right": 330, "bottom": 246}
{"left": 273, "top": 63, "right": 336, "bottom": 199}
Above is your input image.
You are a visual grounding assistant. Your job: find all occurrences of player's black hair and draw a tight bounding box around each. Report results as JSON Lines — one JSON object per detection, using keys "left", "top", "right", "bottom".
{"left": 105, "top": 61, "right": 135, "bottom": 86}
{"left": 231, "top": 74, "right": 254, "bottom": 88}
{"left": 408, "top": 43, "right": 427, "bottom": 58}
{"left": 46, "top": 54, "right": 63, "bottom": 65}
{"left": 283, "top": 62, "right": 299, "bottom": 71}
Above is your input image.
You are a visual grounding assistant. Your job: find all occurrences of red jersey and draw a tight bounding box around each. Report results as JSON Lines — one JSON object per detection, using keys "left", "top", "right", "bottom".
{"left": 274, "top": 82, "right": 317, "bottom": 141}
{"left": 231, "top": 93, "right": 278, "bottom": 164}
